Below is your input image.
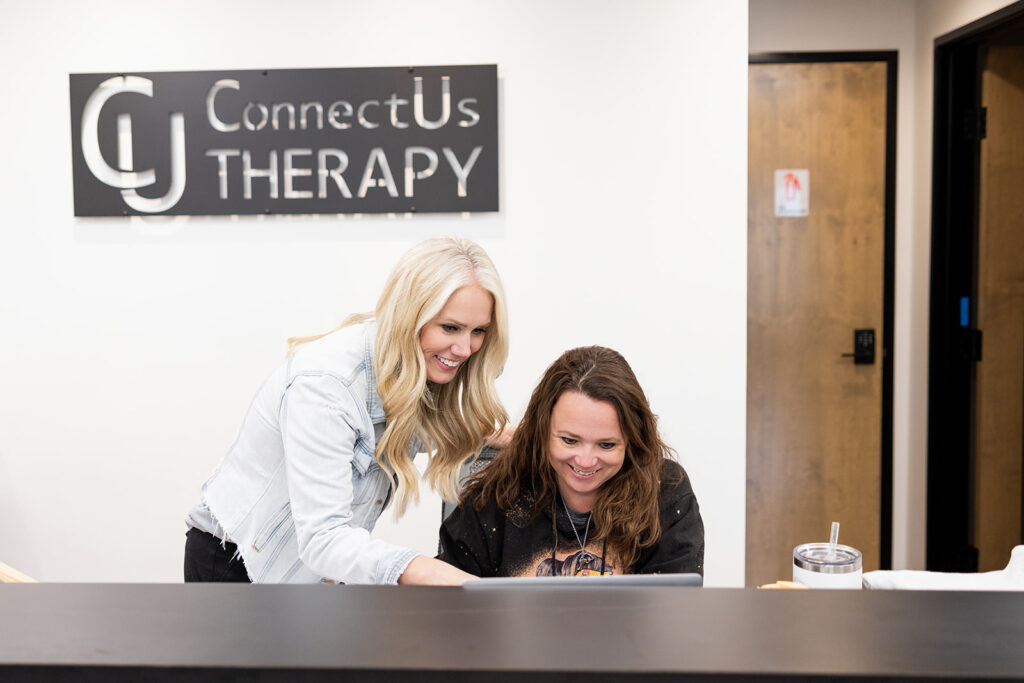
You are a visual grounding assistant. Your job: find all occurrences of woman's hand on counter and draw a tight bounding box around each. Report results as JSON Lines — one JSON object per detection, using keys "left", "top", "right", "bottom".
{"left": 398, "top": 555, "right": 475, "bottom": 586}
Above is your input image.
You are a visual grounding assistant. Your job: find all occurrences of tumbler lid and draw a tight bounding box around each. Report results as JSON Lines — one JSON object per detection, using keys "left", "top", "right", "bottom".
{"left": 793, "top": 543, "right": 862, "bottom": 574}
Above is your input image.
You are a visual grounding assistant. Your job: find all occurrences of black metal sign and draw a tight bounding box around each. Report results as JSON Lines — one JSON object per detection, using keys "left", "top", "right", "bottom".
{"left": 69, "top": 65, "right": 498, "bottom": 216}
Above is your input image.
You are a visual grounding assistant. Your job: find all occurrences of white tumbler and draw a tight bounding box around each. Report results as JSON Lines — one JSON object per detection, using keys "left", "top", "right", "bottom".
{"left": 793, "top": 543, "right": 863, "bottom": 589}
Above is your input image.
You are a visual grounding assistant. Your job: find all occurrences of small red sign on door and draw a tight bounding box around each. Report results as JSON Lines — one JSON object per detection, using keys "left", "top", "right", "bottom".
{"left": 774, "top": 169, "right": 810, "bottom": 217}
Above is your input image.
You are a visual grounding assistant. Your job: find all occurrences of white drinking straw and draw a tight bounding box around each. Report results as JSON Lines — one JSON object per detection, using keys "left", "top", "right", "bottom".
{"left": 828, "top": 521, "right": 840, "bottom": 558}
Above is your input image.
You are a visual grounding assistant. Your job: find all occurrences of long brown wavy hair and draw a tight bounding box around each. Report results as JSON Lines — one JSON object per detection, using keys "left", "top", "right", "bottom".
{"left": 462, "top": 345, "right": 679, "bottom": 569}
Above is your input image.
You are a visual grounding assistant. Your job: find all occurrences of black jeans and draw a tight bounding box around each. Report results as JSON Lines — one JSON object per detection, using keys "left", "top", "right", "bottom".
{"left": 184, "top": 527, "right": 252, "bottom": 582}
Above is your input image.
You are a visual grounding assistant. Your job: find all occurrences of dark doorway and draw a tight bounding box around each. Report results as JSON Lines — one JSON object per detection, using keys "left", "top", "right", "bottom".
{"left": 928, "top": 0, "right": 1024, "bottom": 572}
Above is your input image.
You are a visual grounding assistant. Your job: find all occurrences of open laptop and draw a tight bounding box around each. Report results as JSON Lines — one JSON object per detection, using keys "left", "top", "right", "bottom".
{"left": 462, "top": 573, "right": 702, "bottom": 590}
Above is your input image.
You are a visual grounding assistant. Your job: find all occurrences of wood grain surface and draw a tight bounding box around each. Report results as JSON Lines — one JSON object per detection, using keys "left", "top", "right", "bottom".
{"left": 747, "top": 61, "right": 887, "bottom": 586}
{"left": 976, "top": 45, "right": 1024, "bottom": 571}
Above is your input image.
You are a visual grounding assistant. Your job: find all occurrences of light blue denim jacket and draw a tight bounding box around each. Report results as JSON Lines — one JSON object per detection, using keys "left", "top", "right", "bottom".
{"left": 187, "top": 321, "right": 419, "bottom": 584}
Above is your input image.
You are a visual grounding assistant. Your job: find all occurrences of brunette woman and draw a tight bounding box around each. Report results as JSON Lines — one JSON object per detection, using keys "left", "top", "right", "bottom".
{"left": 439, "top": 345, "right": 704, "bottom": 577}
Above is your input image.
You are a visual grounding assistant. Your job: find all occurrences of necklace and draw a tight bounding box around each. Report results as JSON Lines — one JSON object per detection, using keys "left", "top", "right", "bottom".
{"left": 561, "top": 495, "right": 591, "bottom": 553}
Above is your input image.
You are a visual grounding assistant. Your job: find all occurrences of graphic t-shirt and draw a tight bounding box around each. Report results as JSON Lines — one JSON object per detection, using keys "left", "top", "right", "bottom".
{"left": 438, "top": 459, "right": 704, "bottom": 577}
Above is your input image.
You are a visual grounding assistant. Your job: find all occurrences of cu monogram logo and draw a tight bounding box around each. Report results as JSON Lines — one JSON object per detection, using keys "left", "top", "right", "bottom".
{"left": 81, "top": 76, "right": 186, "bottom": 213}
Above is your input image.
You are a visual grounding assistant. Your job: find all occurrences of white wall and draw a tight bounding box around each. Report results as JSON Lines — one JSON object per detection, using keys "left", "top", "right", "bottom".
{"left": 0, "top": 0, "right": 748, "bottom": 584}
{"left": 750, "top": 0, "right": 1018, "bottom": 569}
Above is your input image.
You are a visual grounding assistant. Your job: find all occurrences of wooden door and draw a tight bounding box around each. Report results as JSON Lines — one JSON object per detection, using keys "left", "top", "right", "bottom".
{"left": 747, "top": 59, "right": 890, "bottom": 587}
{"left": 975, "top": 45, "right": 1024, "bottom": 572}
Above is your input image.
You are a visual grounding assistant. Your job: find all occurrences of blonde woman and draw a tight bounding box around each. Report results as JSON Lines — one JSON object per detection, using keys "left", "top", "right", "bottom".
{"left": 185, "top": 237, "right": 509, "bottom": 585}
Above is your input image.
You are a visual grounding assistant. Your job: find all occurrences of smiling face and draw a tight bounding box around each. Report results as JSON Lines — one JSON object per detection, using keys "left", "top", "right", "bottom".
{"left": 547, "top": 390, "right": 626, "bottom": 513}
{"left": 418, "top": 285, "right": 493, "bottom": 384}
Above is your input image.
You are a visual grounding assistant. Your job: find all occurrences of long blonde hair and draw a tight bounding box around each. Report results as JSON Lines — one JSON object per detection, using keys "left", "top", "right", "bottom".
{"left": 289, "top": 237, "right": 509, "bottom": 515}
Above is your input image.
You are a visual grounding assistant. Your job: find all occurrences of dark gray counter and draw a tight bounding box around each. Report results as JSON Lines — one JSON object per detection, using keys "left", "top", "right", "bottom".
{"left": 1, "top": 584, "right": 1022, "bottom": 681}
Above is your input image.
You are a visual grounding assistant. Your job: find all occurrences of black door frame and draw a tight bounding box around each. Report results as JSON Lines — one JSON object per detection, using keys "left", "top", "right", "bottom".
{"left": 749, "top": 51, "right": 897, "bottom": 569}
{"left": 927, "top": 0, "right": 1024, "bottom": 572}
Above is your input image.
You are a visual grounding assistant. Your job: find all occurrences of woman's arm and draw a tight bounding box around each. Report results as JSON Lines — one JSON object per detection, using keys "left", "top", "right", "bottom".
{"left": 281, "top": 373, "right": 417, "bottom": 584}
{"left": 438, "top": 498, "right": 500, "bottom": 576}
{"left": 483, "top": 424, "right": 516, "bottom": 449}
{"left": 398, "top": 555, "right": 475, "bottom": 585}
{"left": 635, "top": 464, "right": 705, "bottom": 575}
